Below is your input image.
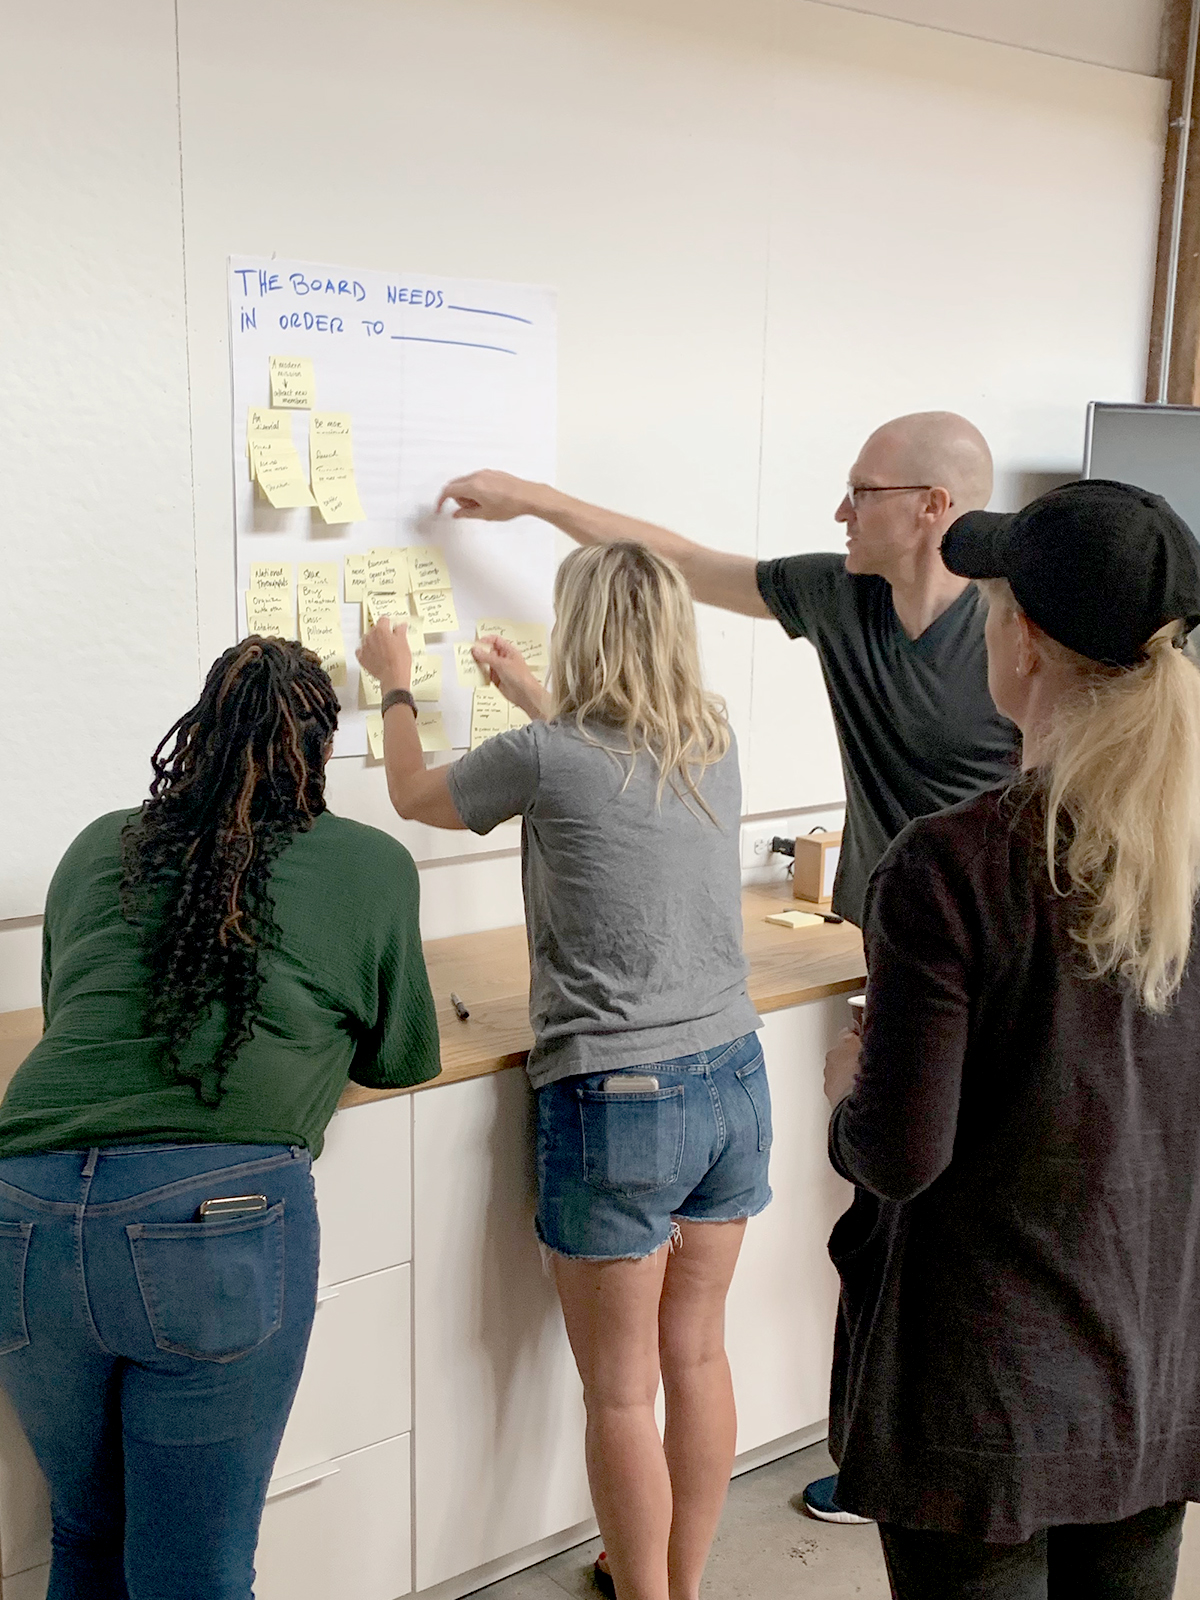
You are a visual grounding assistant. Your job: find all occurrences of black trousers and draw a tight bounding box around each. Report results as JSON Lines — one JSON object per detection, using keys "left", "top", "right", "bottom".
{"left": 879, "top": 1502, "right": 1187, "bottom": 1600}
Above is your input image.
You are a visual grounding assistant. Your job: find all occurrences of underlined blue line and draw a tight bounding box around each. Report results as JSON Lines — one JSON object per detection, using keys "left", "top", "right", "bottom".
{"left": 391, "top": 335, "right": 516, "bottom": 355}
{"left": 447, "top": 304, "right": 533, "bottom": 325}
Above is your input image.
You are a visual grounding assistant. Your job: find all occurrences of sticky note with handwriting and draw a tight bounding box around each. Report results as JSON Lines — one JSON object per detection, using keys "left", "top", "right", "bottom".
{"left": 249, "top": 562, "right": 294, "bottom": 593}
{"left": 310, "top": 412, "right": 353, "bottom": 440}
{"left": 416, "top": 710, "right": 452, "bottom": 752}
{"left": 508, "top": 703, "right": 531, "bottom": 730}
{"left": 454, "top": 641, "right": 490, "bottom": 688}
{"left": 245, "top": 590, "right": 296, "bottom": 641}
{"left": 407, "top": 545, "right": 451, "bottom": 591}
{"left": 470, "top": 686, "right": 510, "bottom": 749}
{"left": 269, "top": 355, "right": 316, "bottom": 410}
{"left": 297, "top": 561, "right": 337, "bottom": 593}
{"left": 299, "top": 604, "right": 347, "bottom": 686}
{"left": 246, "top": 407, "right": 295, "bottom": 461}
{"left": 344, "top": 553, "right": 368, "bottom": 603}
{"left": 311, "top": 442, "right": 366, "bottom": 524}
{"left": 359, "top": 663, "right": 382, "bottom": 707}
{"left": 414, "top": 589, "right": 458, "bottom": 633}
{"left": 365, "top": 712, "right": 384, "bottom": 761}
{"left": 409, "top": 652, "right": 442, "bottom": 703}
{"left": 366, "top": 547, "right": 408, "bottom": 595}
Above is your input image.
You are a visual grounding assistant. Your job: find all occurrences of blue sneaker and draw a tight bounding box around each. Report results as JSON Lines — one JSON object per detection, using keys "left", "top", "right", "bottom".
{"left": 801, "top": 1473, "right": 874, "bottom": 1525}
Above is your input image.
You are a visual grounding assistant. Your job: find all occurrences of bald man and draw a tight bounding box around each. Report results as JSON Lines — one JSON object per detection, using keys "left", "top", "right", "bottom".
{"left": 438, "top": 412, "right": 1018, "bottom": 927}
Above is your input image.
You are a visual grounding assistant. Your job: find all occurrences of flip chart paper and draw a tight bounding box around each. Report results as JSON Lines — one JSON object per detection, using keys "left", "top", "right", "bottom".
{"left": 231, "top": 255, "right": 556, "bottom": 756}
{"left": 269, "top": 356, "right": 316, "bottom": 409}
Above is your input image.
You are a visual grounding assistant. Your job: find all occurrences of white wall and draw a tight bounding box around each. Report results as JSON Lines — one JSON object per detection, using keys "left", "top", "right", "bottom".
{"left": 810, "top": 0, "right": 1166, "bottom": 75}
{"left": 0, "top": 0, "right": 1168, "bottom": 1007}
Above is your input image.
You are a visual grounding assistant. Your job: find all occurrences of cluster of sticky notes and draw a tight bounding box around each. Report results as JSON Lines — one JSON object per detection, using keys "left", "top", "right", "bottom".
{"left": 356, "top": 546, "right": 458, "bottom": 640}
{"left": 245, "top": 562, "right": 297, "bottom": 639}
{"left": 248, "top": 360, "right": 366, "bottom": 522}
{"left": 297, "top": 562, "right": 347, "bottom": 685}
{"left": 464, "top": 621, "right": 550, "bottom": 748}
{"left": 309, "top": 413, "right": 366, "bottom": 524}
{"left": 247, "top": 408, "right": 315, "bottom": 509}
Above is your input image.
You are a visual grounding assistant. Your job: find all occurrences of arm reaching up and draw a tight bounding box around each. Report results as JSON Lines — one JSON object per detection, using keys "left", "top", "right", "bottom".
{"left": 437, "top": 470, "right": 770, "bottom": 618}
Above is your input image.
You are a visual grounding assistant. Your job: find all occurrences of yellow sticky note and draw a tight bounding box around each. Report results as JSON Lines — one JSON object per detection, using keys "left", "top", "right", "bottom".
{"left": 251, "top": 439, "right": 316, "bottom": 508}
{"left": 416, "top": 710, "right": 451, "bottom": 753}
{"left": 454, "top": 641, "right": 490, "bottom": 688}
{"left": 299, "top": 586, "right": 340, "bottom": 622}
{"left": 407, "top": 545, "right": 451, "bottom": 591}
{"left": 299, "top": 605, "right": 347, "bottom": 686}
{"left": 511, "top": 622, "right": 549, "bottom": 674}
{"left": 476, "top": 618, "right": 519, "bottom": 644}
{"left": 297, "top": 562, "right": 337, "bottom": 593}
{"left": 471, "top": 686, "right": 510, "bottom": 749}
{"left": 410, "top": 652, "right": 442, "bottom": 703}
{"left": 363, "top": 594, "right": 421, "bottom": 649}
{"left": 311, "top": 445, "right": 366, "bottom": 524}
{"left": 366, "top": 548, "right": 408, "bottom": 595}
{"left": 366, "top": 712, "right": 384, "bottom": 761}
{"left": 269, "top": 356, "right": 316, "bottom": 410}
{"left": 764, "top": 910, "right": 823, "bottom": 930}
{"left": 311, "top": 412, "right": 353, "bottom": 441}
{"left": 244, "top": 589, "right": 296, "bottom": 641}
{"left": 344, "top": 553, "right": 368, "bottom": 603}
{"left": 414, "top": 589, "right": 458, "bottom": 633}
{"left": 249, "top": 562, "right": 293, "bottom": 594}
{"left": 509, "top": 703, "right": 531, "bottom": 730}
{"left": 359, "top": 663, "right": 382, "bottom": 707}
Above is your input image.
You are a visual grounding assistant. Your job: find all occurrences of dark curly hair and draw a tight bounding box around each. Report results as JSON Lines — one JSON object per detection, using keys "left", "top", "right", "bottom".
{"left": 120, "top": 636, "right": 340, "bottom": 1105}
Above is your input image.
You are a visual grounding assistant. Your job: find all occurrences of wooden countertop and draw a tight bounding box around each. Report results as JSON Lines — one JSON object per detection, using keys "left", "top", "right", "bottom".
{"left": 0, "top": 885, "right": 864, "bottom": 1107}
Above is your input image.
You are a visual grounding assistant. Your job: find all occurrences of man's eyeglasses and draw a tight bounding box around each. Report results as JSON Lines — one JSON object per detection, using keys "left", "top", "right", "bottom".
{"left": 845, "top": 484, "right": 935, "bottom": 510}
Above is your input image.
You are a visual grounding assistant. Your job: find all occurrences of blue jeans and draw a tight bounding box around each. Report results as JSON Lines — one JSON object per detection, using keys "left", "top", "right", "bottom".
{"left": 536, "top": 1032, "right": 772, "bottom": 1260}
{"left": 0, "top": 1143, "right": 318, "bottom": 1600}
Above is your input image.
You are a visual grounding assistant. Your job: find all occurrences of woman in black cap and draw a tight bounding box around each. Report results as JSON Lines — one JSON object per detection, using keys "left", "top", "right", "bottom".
{"left": 821, "top": 479, "right": 1200, "bottom": 1598}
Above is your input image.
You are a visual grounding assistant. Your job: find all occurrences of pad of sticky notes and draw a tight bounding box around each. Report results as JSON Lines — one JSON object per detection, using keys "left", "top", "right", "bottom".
{"left": 764, "top": 910, "right": 822, "bottom": 930}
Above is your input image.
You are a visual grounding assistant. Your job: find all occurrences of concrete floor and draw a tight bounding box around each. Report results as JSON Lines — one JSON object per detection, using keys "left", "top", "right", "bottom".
{"left": 467, "top": 1440, "right": 1200, "bottom": 1600}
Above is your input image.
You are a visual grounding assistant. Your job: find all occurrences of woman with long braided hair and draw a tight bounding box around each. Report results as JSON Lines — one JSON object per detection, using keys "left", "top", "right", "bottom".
{"left": 0, "top": 637, "right": 439, "bottom": 1600}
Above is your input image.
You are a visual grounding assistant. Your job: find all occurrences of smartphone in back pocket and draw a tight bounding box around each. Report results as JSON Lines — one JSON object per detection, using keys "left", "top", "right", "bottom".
{"left": 602, "top": 1075, "right": 660, "bottom": 1093}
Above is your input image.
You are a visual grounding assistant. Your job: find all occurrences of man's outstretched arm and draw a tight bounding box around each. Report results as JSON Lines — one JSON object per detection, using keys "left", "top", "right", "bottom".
{"left": 437, "top": 469, "right": 771, "bottom": 618}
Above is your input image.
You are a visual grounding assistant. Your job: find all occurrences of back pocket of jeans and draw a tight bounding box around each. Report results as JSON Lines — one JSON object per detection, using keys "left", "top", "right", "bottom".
{"left": 736, "top": 1053, "right": 772, "bottom": 1153}
{"left": 127, "top": 1205, "right": 285, "bottom": 1363}
{"left": 0, "top": 1222, "right": 32, "bottom": 1355}
{"left": 578, "top": 1084, "right": 686, "bottom": 1194}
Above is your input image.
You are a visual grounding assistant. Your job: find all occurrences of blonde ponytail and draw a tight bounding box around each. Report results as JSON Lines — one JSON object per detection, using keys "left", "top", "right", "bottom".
{"left": 987, "top": 578, "right": 1200, "bottom": 1010}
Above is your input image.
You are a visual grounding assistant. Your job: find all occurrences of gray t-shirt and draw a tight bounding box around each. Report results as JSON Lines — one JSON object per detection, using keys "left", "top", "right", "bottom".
{"left": 446, "top": 719, "right": 760, "bottom": 1089}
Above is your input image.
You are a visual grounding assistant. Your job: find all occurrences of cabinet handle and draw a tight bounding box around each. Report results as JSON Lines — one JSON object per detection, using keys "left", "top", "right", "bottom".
{"left": 316, "top": 1287, "right": 340, "bottom": 1306}
{"left": 265, "top": 1461, "right": 341, "bottom": 1502}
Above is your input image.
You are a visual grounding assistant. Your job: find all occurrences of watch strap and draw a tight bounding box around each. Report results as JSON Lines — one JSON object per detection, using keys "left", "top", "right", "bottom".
{"left": 380, "top": 688, "right": 418, "bottom": 718}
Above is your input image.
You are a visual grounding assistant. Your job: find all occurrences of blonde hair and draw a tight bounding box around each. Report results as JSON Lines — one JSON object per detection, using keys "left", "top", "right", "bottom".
{"left": 548, "top": 542, "right": 731, "bottom": 820}
{"left": 984, "top": 579, "right": 1200, "bottom": 1011}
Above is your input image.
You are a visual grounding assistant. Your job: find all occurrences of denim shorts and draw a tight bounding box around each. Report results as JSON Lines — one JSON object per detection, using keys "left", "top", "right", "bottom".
{"left": 535, "top": 1032, "right": 772, "bottom": 1261}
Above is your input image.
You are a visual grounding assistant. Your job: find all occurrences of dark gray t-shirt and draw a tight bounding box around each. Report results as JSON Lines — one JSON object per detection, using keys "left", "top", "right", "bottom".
{"left": 756, "top": 554, "right": 1019, "bottom": 925}
{"left": 446, "top": 720, "right": 760, "bottom": 1088}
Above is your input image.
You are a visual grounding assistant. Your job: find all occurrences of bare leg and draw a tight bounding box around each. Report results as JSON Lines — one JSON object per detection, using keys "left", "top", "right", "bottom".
{"left": 658, "top": 1219, "right": 747, "bottom": 1600}
{"left": 554, "top": 1248, "right": 672, "bottom": 1600}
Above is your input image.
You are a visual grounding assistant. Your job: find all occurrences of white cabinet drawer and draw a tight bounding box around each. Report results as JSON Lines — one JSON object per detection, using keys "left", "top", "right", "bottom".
{"left": 314, "top": 1095, "right": 412, "bottom": 1286}
{"left": 273, "top": 1263, "right": 411, "bottom": 1480}
{"left": 255, "top": 1433, "right": 411, "bottom": 1600}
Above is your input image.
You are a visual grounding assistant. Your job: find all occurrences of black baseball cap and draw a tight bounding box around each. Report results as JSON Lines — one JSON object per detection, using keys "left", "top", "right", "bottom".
{"left": 941, "top": 479, "right": 1200, "bottom": 667}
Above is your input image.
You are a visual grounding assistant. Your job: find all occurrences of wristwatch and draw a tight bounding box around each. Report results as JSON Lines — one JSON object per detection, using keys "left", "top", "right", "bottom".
{"left": 380, "top": 688, "right": 418, "bottom": 718}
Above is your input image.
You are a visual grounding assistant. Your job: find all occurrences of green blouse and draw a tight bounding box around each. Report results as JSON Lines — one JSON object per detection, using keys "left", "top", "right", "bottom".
{"left": 0, "top": 809, "right": 440, "bottom": 1158}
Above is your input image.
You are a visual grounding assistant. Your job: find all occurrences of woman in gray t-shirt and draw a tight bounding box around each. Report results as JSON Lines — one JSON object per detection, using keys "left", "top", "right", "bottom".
{"left": 359, "top": 541, "right": 768, "bottom": 1600}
